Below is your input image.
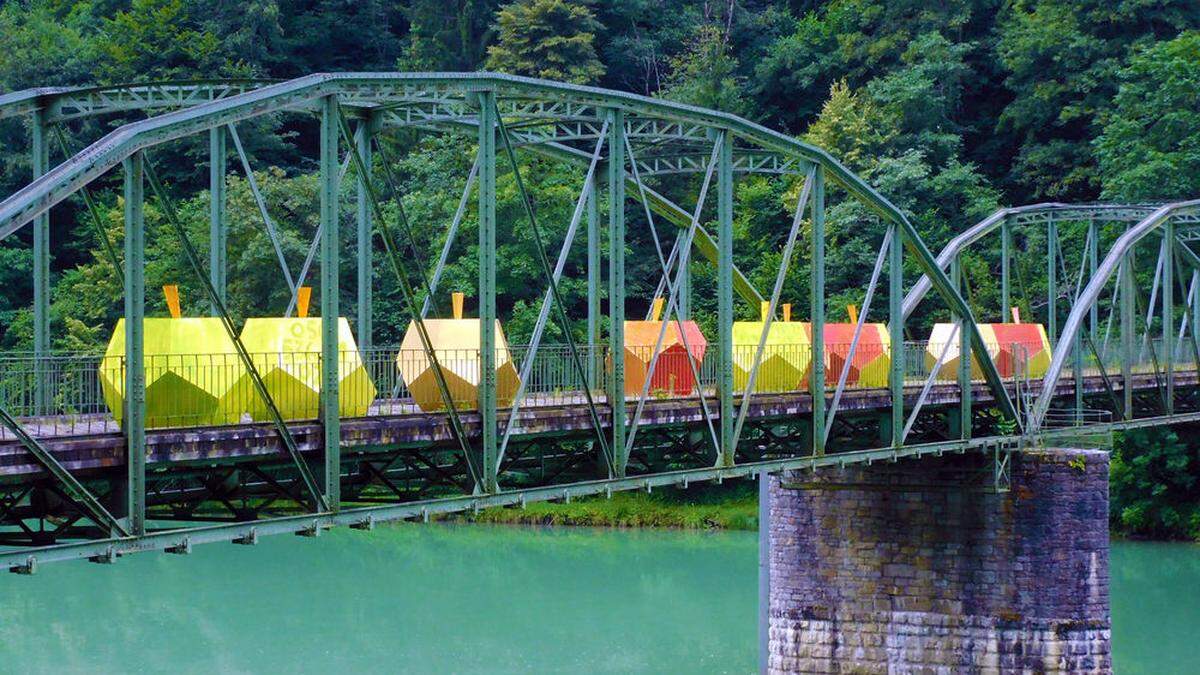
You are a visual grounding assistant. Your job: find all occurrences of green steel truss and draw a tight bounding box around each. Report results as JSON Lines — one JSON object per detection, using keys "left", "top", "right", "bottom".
{"left": 3, "top": 73, "right": 1188, "bottom": 570}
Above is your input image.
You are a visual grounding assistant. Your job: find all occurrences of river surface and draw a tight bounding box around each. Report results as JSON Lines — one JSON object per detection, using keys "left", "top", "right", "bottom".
{"left": 0, "top": 525, "right": 1195, "bottom": 673}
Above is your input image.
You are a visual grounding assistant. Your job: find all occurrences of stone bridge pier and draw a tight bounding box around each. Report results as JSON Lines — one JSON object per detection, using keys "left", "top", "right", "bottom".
{"left": 761, "top": 448, "right": 1111, "bottom": 673}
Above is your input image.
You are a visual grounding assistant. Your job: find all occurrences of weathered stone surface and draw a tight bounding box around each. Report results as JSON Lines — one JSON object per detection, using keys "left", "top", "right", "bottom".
{"left": 768, "top": 448, "right": 1111, "bottom": 673}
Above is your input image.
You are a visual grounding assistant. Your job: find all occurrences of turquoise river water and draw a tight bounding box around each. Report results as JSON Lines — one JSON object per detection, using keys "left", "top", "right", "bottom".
{"left": 0, "top": 525, "right": 1196, "bottom": 673}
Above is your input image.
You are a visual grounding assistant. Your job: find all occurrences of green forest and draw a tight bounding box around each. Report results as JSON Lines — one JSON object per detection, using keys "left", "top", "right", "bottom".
{"left": 2, "top": 0, "right": 1200, "bottom": 538}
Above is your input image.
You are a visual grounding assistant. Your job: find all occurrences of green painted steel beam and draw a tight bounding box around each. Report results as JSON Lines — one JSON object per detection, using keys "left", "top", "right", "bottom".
{"left": 123, "top": 151, "right": 146, "bottom": 536}
{"left": 319, "top": 95, "right": 341, "bottom": 508}
{"left": 31, "top": 108, "right": 50, "bottom": 409}
{"left": 332, "top": 108, "right": 484, "bottom": 493}
{"left": 717, "top": 130, "right": 734, "bottom": 466}
{"left": 810, "top": 166, "right": 826, "bottom": 456}
{"left": 478, "top": 91, "right": 499, "bottom": 494}
{"left": 608, "top": 109, "right": 627, "bottom": 476}
{"left": 889, "top": 223, "right": 904, "bottom": 447}
{"left": 356, "top": 117, "right": 374, "bottom": 348}
{"left": 952, "top": 257, "right": 971, "bottom": 439}
{"left": 208, "top": 127, "right": 227, "bottom": 314}
{"left": 0, "top": 435, "right": 1027, "bottom": 572}
{"left": 1047, "top": 220, "right": 1057, "bottom": 343}
{"left": 1121, "top": 252, "right": 1135, "bottom": 419}
{"left": 586, "top": 173, "right": 600, "bottom": 388}
{"left": 50, "top": 126, "right": 124, "bottom": 284}
{"left": 1001, "top": 215, "right": 1011, "bottom": 320}
{"left": 0, "top": 406, "right": 129, "bottom": 539}
{"left": 1165, "top": 220, "right": 1175, "bottom": 414}
{"left": 1088, "top": 220, "right": 1098, "bottom": 338}
{"left": 492, "top": 100, "right": 614, "bottom": 477}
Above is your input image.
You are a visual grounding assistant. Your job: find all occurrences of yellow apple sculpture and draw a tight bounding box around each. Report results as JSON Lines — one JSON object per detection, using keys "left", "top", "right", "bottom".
{"left": 732, "top": 302, "right": 809, "bottom": 393}
{"left": 100, "top": 285, "right": 246, "bottom": 428}
{"left": 396, "top": 292, "right": 521, "bottom": 412}
{"left": 621, "top": 297, "right": 708, "bottom": 397}
{"left": 925, "top": 322, "right": 1051, "bottom": 380}
{"left": 226, "top": 288, "right": 376, "bottom": 421}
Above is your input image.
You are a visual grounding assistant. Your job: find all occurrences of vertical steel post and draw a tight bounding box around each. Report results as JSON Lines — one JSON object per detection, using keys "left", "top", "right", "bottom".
{"left": 1001, "top": 215, "right": 1011, "bottom": 321}
{"left": 888, "top": 223, "right": 903, "bottom": 447}
{"left": 1047, "top": 220, "right": 1057, "bottom": 343}
{"left": 679, "top": 256, "right": 691, "bottom": 320}
{"left": 1088, "top": 219, "right": 1098, "bottom": 339}
{"left": 608, "top": 110, "right": 627, "bottom": 475}
{"left": 1121, "top": 251, "right": 1135, "bottom": 419}
{"left": 1073, "top": 327, "right": 1084, "bottom": 417}
{"left": 758, "top": 471, "right": 771, "bottom": 674}
{"left": 478, "top": 91, "right": 499, "bottom": 493}
{"left": 1193, "top": 268, "right": 1200, "bottom": 368}
{"left": 586, "top": 173, "right": 600, "bottom": 389}
{"left": 123, "top": 152, "right": 146, "bottom": 536}
{"left": 810, "top": 167, "right": 826, "bottom": 456}
{"left": 31, "top": 108, "right": 50, "bottom": 409}
{"left": 208, "top": 127, "right": 227, "bottom": 315}
{"left": 717, "top": 130, "right": 735, "bottom": 466}
{"left": 319, "top": 96, "right": 340, "bottom": 509}
{"left": 356, "top": 118, "right": 373, "bottom": 349}
{"left": 952, "top": 256, "right": 971, "bottom": 439}
{"left": 1164, "top": 224, "right": 1175, "bottom": 414}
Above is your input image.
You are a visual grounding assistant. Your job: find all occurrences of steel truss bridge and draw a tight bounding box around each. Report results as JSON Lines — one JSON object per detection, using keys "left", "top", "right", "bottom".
{"left": 0, "top": 74, "right": 1197, "bottom": 572}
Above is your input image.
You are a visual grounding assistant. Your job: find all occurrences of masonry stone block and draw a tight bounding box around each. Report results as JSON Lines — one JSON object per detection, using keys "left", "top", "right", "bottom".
{"left": 767, "top": 448, "right": 1111, "bottom": 673}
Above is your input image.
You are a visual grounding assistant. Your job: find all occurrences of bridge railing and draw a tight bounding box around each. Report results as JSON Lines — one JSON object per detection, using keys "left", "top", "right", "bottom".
{"left": 0, "top": 339, "right": 1127, "bottom": 439}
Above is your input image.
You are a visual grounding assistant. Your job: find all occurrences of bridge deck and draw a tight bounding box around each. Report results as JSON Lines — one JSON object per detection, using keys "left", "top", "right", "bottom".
{"left": 1, "top": 369, "right": 1187, "bottom": 481}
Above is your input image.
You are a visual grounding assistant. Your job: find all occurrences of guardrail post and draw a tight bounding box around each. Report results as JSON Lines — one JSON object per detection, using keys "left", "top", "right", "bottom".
{"left": 952, "top": 255, "right": 971, "bottom": 439}
{"left": 586, "top": 173, "right": 600, "bottom": 388}
{"left": 811, "top": 166, "right": 826, "bottom": 456}
{"left": 478, "top": 90, "right": 499, "bottom": 493}
{"left": 32, "top": 108, "right": 51, "bottom": 410}
{"left": 889, "top": 222, "right": 903, "bottom": 447}
{"left": 717, "top": 129, "right": 734, "bottom": 466}
{"left": 356, "top": 116, "right": 374, "bottom": 349}
{"left": 319, "top": 95, "right": 340, "bottom": 509}
{"left": 208, "top": 127, "right": 227, "bottom": 315}
{"left": 1121, "top": 251, "right": 1135, "bottom": 419}
{"left": 123, "top": 152, "right": 146, "bottom": 536}
{"left": 1164, "top": 220, "right": 1175, "bottom": 414}
{"left": 608, "top": 109, "right": 627, "bottom": 475}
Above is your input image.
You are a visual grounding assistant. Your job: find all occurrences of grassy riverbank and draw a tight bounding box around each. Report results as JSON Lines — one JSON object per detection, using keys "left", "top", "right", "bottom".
{"left": 454, "top": 483, "right": 760, "bottom": 530}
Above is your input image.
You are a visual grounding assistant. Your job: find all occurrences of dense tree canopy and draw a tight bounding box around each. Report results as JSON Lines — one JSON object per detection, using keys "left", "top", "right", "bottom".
{"left": 0, "top": 0, "right": 1195, "bottom": 345}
